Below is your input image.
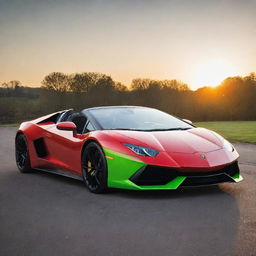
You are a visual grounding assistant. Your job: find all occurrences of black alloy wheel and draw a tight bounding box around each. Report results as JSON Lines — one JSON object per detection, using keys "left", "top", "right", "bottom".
{"left": 15, "top": 133, "right": 32, "bottom": 173}
{"left": 82, "top": 142, "right": 108, "bottom": 193}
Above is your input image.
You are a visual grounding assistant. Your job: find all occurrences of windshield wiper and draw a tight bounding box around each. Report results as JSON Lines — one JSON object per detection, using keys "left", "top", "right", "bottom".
{"left": 143, "top": 127, "right": 192, "bottom": 131}
{"left": 106, "top": 128, "right": 139, "bottom": 131}
{"left": 106, "top": 127, "right": 191, "bottom": 131}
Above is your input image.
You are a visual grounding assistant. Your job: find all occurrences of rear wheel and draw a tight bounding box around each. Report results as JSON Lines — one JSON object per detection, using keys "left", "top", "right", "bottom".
{"left": 15, "top": 133, "right": 32, "bottom": 173}
{"left": 82, "top": 142, "right": 108, "bottom": 193}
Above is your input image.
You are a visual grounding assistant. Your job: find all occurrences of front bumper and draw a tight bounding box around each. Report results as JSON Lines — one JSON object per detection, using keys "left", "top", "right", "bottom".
{"left": 104, "top": 148, "right": 243, "bottom": 190}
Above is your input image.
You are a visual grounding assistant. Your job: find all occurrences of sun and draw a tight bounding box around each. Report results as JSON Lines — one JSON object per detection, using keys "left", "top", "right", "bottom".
{"left": 192, "top": 59, "right": 238, "bottom": 89}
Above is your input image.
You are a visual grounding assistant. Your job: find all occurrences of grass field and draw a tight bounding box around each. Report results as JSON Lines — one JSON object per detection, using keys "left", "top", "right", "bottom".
{"left": 0, "top": 123, "right": 19, "bottom": 127}
{"left": 195, "top": 121, "right": 256, "bottom": 144}
{"left": 0, "top": 121, "right": 255, "bottom": 143}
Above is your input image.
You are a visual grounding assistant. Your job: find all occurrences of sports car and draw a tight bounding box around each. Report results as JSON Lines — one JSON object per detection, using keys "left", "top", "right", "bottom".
{"left": 15, "top": 106, "right": 243, "bottom": 193}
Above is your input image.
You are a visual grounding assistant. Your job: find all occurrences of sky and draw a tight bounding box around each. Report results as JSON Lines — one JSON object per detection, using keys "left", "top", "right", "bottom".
{"left": 0, "top": 0, "right": 255, "bottom": 90}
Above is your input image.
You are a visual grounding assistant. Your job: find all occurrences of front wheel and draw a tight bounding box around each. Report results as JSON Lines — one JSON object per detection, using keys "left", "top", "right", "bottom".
{"left": 82, "top": 142, "right": 108, "bottom": 193}
{"left": 15, "top": 133, "right": 32, "bottom": 173}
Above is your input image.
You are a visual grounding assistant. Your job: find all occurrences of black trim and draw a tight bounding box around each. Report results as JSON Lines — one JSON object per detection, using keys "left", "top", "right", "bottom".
{"left": 81, "top": 110, "right": 102, "bottom": 130}
{"left": 57, "top": 109, "right": 75, "bottom": 123}
{"left": 33, "top": 138, "right": 47, "bottom": 158}
{"left": 34, "top": 168, "right": 83, "bottom": 181}
{"left": 130, "top": 161, "right": 240, "bottom": 186}
{"left": 130, "top": 166, "right": 178, "bottom": 185}
{"left": 181, "top": 174, "right": 234, "bottom": 187}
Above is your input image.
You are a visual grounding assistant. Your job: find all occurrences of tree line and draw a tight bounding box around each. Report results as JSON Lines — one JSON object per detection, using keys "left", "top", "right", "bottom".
{"left": 0, "top": 72, "right": 256, "bottom": 123}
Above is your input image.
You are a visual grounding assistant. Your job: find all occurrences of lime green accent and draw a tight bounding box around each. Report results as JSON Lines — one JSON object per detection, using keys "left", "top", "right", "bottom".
{"left": 139, "top": 176, "right": 186, "bottom": 190}
{"left": 108, "top": 176, "right": 186, "bottom": 190}
{"left": 103, "top": 148, "right": 146, "bottom": 189}
{"left": 103, "top": 147, "right": 243, "bottom": 190}
{"left": 231, "top": 173, "right": 243, "bottom": 182}
{"left": 103, "top": 147, "right": 186, "bottom": 190}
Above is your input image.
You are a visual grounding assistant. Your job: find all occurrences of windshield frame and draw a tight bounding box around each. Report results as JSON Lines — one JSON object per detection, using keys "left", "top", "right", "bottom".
{"left": 83, "top": 106, "right": 195, "bottom": 131}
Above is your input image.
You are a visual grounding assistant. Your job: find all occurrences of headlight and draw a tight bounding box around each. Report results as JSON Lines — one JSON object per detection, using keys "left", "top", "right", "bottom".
{"left": 223, "top": 139, "right": 234, "bottom": 152}
{"left": 123, "top": 143, "right": 159, "bottom": 156}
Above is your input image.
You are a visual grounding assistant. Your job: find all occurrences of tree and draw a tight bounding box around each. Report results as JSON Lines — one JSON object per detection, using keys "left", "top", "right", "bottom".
{"left": 41, "top": 72, "right": 69, "bottom": 92}
{"left": 68, "top": 72, "right": 117, "bottom": 93}
{"left": 1, "top": 80, "right": 21, "bottom": 89}
{"left": 69, "top": 73, "right": 94, "bottom": 93}
{"left": 161, "top": 79, "right": 190, "bottom": 91}
{"left": 114, "top": 82, "right": 128, "bottom": 91}
{"left": 130, "top": 78, "right": 152, "bottom": 90}
{"left": 95, "top": 75, "right": 114, "bottom": 89}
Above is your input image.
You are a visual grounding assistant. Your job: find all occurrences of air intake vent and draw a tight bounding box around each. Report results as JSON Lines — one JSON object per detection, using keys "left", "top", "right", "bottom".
{"left": 33, "top": 138, "right": 47, "bottom": 158}
{"left": 130, "top": 166, "right": 178, "bottom": 186}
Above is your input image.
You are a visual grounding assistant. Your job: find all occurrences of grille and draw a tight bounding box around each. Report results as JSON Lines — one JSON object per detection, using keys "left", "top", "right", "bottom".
{"left": 130, "top": 166, "right": 178, "bottom": 185}
{"left": 181, "top": 174, "right": 234, "bottom": 186}
{"left": 130, "top": 161, "right": 239, "bottom": 186}
{"left": 222, "top": 161, "right": 239, "bottom": 177}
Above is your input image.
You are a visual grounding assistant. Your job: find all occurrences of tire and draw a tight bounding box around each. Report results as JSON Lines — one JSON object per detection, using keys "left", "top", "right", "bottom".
{"left": 15, "top": 133, "right": 32, "bottom": 173}
{"left": 82, "top": 142, "right": 108, "bottom": 193}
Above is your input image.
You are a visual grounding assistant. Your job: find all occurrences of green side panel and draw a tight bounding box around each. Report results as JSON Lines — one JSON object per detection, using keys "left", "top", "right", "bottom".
{"left": 139, "top": 176, "right": 186, "bottom": 190}
{"left": 103, "top": 147, "right": 186, "bottom": 190}
{"left": 231, "top": 173, "right": 243, "bottom": 182}
{"left": 103, "top": 148, "right": 146, "bottom": 189}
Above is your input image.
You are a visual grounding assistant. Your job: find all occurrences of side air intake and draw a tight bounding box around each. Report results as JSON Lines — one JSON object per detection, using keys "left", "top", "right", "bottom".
{"left": 33, "top": 138, "right": 47, "bottom": 158}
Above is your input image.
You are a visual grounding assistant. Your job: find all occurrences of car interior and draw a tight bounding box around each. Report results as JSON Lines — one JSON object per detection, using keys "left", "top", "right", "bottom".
{"left": 67, "top": 113, "right": 87, "bottom": 134}
{"left": 57, "top": 110, "right": 87, "bottom": 134}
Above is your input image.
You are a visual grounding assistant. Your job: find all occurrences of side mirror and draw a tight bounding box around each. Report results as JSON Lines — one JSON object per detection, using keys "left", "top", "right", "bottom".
{"left": 57, "top": 122, "right": 77, "bottom": 136}
{"left": 182, "top": 119, "right": 193, "bottom": 125}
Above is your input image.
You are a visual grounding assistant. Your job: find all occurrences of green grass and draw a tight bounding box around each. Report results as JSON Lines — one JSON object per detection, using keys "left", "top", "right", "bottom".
{"left": 0, "top": 123, "right": 19, "bottom": 127}
{"left": 195, "top": 121, "right": 256, "bottom": 144}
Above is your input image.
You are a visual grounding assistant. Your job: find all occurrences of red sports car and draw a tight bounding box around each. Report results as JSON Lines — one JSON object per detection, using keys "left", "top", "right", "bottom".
{"left": 15, "top": 106, "right": 243, "bottom": 193}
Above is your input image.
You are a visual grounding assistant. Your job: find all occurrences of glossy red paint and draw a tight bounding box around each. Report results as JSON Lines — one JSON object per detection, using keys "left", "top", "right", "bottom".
{"left": 57, "top": 122, "right": 78, "bottom": 137}
{"left": 17, "top": 110, "right": 239, "bottom": 179}
{"left": 56, "top": 121, "right": 77, "bottom": 131}
{"left": 94, "top": 129, "right": 238, "bottom": 172}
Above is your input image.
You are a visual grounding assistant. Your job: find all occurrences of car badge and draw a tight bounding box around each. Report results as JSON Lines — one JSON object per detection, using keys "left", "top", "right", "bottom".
{"left": 200, "top": 154, "right": 206, "bottom": 159}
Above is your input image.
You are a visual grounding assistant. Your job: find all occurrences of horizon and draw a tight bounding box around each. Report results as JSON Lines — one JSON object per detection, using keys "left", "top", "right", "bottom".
{"left": 0, "top": 0, "right": 255, "bottom": 90}
{"left": 2, "top": 71, "right": 255, "bottom": 91}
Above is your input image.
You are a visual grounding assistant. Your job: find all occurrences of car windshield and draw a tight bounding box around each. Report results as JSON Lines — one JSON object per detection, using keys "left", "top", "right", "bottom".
{"left": 87, "top": 107, "right": 193, "bottom": 131}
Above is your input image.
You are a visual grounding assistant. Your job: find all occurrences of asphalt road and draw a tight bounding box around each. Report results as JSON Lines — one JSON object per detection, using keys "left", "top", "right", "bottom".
{"left": 0, "top": 127, "right": 255, "bottom": 256}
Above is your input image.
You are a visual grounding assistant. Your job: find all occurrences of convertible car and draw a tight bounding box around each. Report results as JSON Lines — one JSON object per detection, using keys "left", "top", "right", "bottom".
{"left": 15, "top": 106, "right": 242, "bottom": 193}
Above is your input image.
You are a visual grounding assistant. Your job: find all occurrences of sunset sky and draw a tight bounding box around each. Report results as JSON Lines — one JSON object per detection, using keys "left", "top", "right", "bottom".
{"left": 0, "top": 0, "right": 255, "bottom": 90}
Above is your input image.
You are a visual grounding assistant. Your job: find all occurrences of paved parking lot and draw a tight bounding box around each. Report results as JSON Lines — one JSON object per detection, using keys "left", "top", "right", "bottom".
{"left": 0, "top": 127, "right": 255, "bottom": 256}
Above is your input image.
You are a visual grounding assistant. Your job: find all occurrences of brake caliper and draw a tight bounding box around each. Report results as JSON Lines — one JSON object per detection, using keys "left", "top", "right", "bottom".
{"left": 87, "top": 161, "right": 93, "bottom": 175}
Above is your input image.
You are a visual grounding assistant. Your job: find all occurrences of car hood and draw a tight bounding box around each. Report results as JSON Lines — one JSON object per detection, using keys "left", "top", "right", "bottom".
{"left": 108, "top": 128, "right": 224, "bottom": 154}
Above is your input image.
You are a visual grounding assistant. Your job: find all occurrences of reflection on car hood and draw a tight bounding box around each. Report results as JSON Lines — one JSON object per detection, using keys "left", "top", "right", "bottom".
{"left": 110, "top": 128, "right": 223, "bottom": 154}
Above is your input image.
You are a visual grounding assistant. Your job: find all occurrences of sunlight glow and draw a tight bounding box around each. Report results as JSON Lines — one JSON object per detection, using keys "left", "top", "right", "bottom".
{"left": 192, "top": 59, "right": 238, "bottom": 89}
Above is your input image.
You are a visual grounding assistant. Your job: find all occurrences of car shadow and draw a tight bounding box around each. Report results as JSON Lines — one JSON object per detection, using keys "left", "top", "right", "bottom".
{"left": 109, "top": 185, "right": 223, "bottom": 199}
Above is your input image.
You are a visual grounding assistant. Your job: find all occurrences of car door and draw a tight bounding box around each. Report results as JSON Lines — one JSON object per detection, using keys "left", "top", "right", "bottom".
{"left": 43, "top": 113, "right": 89, "bottom": 175}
